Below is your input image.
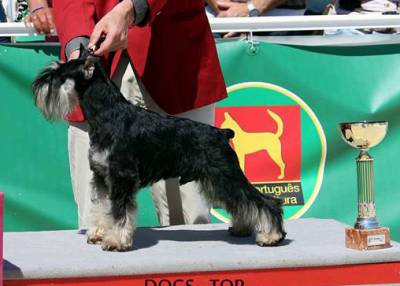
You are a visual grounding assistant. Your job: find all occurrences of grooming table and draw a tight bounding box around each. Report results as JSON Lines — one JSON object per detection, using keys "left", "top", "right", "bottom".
{"left": 4, "top": 218, "right": 400, "bottom": 286}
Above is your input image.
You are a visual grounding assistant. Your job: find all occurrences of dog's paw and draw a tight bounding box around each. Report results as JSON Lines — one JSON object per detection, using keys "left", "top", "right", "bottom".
{"left": 101, "top": 238, "right": 133, "bottom": 252}
{"left": 256, "top": 230, "right": 286, "bottom": 247}
{"left": 228, "top": 226, "right": 252, "bottom": 237}
{"left": 87, "top": 227, "right": 105, "bottom": 245}
{"left": 101, "top": 231, "right": 133, "bottom": 252}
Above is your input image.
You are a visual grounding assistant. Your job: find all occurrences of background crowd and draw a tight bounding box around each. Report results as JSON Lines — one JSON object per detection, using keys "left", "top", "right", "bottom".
{"left": 0, "top": 0, "right": 400, "bottom": 41}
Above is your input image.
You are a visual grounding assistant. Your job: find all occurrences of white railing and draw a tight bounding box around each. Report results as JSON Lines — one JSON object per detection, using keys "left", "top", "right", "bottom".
{"left": 1, "top": 14, "right": 400, "bottom": 36}
{"left": 0, "top": 23, "right": 37, "bottom": 36}
{"left": 210, "top": 14, "right": 400, "bottom": 33}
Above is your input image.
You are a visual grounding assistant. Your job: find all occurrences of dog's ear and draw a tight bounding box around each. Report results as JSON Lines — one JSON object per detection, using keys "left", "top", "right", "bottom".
{"left": 83, "top": 55, "right": 100, "bottom": 79}
{"left": 76, "top": 43, "right": 100, "bottom": 79}
{"left": 78, "top": 44, "right": 90, "bottom": 60}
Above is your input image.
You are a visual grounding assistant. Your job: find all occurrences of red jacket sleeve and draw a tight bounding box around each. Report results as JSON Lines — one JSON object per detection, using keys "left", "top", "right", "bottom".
{"left": 52, "top": 0, "right": 96, "bottom": 61}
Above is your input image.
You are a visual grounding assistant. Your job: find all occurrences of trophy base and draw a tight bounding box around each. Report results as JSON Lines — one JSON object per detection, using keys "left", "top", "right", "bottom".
{"left": 345, "top": 227, "right": 391, "bottom": 250}
{"left": 354, "top": 217, "right": 379, "bottom": 229}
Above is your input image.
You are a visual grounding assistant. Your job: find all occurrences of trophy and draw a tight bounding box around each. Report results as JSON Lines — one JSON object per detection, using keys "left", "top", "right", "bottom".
{"left": 339, "top": 121, "right": 391, "bottom": 250}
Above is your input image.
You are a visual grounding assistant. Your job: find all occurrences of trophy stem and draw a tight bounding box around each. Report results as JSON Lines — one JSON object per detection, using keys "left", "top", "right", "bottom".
{"left": 355, "top": 150, "right": 379, "bottom": 229}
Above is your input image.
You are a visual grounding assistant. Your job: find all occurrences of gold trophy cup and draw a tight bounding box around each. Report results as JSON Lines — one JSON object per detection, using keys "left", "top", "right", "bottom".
{"left": 339, "top": 121, "right": 391, "bottom": 250}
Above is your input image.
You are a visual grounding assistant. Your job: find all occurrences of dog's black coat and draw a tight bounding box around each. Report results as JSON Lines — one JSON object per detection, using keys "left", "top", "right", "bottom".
{"left": 33, "top": 48, "right": 286, "bottom": 251}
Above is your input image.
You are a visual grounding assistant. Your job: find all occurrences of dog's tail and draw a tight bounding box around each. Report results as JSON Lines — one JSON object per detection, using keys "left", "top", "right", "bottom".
{"left": 267, "top": 109, "right": 284, "bottom": 138}
{"left": 221, "top": 128, "right": 235, "bottom": 140}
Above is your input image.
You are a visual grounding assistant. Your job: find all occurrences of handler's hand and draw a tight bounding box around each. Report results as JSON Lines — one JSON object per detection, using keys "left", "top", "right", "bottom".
{"left": 217, "top": 0, "right": 249, "bottom": 17}
{"left": 206, "top": 0, "right": 220, "bottom": 14}
{"left": 24, "top": 7, "right": 55, "bottom": 35}
{"left": 216, "top": 0, "right": 249, "bottom": 37}
{"left": 89, "top": 0, "right": 134, "bottom": 55}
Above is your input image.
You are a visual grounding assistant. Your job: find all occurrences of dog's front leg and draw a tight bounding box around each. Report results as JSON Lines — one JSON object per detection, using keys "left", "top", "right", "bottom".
{"left": 87, "top": 171, "right": 110, "bottom": 245}
{"left": 101, "top": 169, "right": 139, "bottom": 252}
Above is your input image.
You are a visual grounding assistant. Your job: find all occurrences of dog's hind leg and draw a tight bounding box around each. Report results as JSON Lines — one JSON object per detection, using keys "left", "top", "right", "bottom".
{"left": 239, "top": 182, "right": 286, "bottom": 246}
{"left": 201, "top": 147, "right": 286, "bottom": 246}
{"left": 100, "top": 167, "right": 139, "bottom": 252}
{"left": 216, "top": 176, "right": 285, "bottom": 246}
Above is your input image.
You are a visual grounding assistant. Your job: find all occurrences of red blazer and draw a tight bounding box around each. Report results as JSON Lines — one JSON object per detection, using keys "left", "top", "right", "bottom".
{"left": 52, "top": 0, "right": 227, "bottom": 121}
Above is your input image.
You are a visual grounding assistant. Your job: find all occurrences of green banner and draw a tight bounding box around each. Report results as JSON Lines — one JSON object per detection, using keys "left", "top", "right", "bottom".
{"left": 1, "top": 40, "right": 399, "bottom": 241}
{"left": 214, "top": 39, "right": 400, "bottom": 241}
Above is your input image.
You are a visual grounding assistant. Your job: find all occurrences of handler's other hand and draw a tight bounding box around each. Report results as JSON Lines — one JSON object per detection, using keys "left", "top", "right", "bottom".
{"left": 217, "top": 0, "right": 249, "bottom": 17}
{"left": 216, "top": 0, "right": 249, "bottom": 37}
{"left": 89, "top": 0, "right": 134, "bottom": 56}
{"left": 206, "top": 0, "right": 220, "bottom": 14}
{"left": 24, "top": 7, "right": 54, "bottom": 35}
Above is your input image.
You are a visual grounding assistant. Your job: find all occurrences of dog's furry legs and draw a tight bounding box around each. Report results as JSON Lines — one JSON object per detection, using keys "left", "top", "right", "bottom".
{"left": 87, "top": 172, "right": 110, "bottom": 245}
{"left": 201, "top": 148, "right": 286, "bottom": 246}
{"left": 234, "top": 182, "right": 285, "bottom": 246}
{"left": 87, "top": 155, "right": 138, "bottom": 251}
{"left": 100, "top": 169, "right": 138, "bottom": 252}
{"left": 208, "top": 176, "right": 285, "bottom": 246}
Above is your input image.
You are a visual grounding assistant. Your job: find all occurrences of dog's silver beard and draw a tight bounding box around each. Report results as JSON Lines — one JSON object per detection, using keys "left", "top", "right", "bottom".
{"left": 35, "top": 77, "right": 79, "bottom": 121}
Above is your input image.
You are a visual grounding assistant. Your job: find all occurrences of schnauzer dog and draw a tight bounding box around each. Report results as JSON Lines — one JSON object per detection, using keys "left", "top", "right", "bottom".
{"left": 32, "top": 47, "right": 286, "bottom": 251}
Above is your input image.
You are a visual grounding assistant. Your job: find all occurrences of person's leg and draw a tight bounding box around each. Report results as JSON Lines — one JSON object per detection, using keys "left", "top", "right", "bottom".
{"left": 0, "top": 1, "right": 10, "bottom": 43}
{"left": 68, "top": 122, "right": 92, "bottom": 230}
{"left": 129, "top": 69, "right": 215, "bottom": 225}
{"left": 150, "top": 104, "right": 215, "bottom": 226}
{"left": 119, "top": 58, "right": 214, "bottom": 226}
{"left": 112, "top": 55, "right": 197, "bottom": 226}
{"left": 175, "top": 104, "right": 216, "bottom": 225}
{"left": 0, "top": 2, "right": 7, "bottom": 23}
{"left": 151, "top": 177, "right": 211, "bottom": 226}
